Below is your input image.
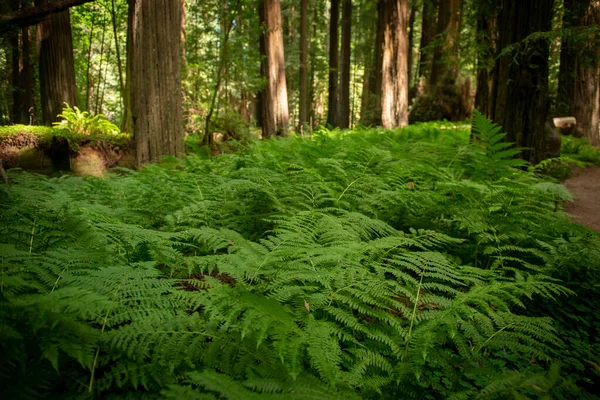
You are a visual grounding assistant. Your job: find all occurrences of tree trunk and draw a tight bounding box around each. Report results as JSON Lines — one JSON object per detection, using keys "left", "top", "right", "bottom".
{"left": 380, "top": 0, "right": 408, "bottom": 128}
{"left": 557, "top": 0, "right": 579, "bottom": 117}
{"left": 327, "top": 0, "right": 340, "bottom": 127}
{"left": 430, "top": 0, "right": 461, "bottom": 88}
{"left": 339, "top": 0, "right": 351, "bottom": 129}
{"left": 474, "top": 1, "right": 498, "bottom": 117}
{"left": 557, "top": 0, "right": 600, "bottom": 145}
{"left": 407, "top": 1, "right": 416, "bottom": 89}
{"left": 259, "top": 0, "right": 289, "bottom": 137}
{"left": 37, "top": 1, "right": 78, "bottom": 125}
{"left": 127, "top": 0, "right": 183, "bottom": 166}
{"left": 299, "top": 0, "right": 308, "bottom": 133}
{"left": 110, "top": 0, "right": 125, "bottom": 112}
{"left": 359, "top": 5, "right": 378, "bottom": 125}
{"left": 418, "top": 0, "right": 437, "bottom": 84}
{"left": 9, "top": 2, "right": 33, "bottom": 124}
{"left": 491, "top": 0, "right": 556, "bottom": 164}
{"left": 573, "top": 1, "right": 600, "bottom": 144}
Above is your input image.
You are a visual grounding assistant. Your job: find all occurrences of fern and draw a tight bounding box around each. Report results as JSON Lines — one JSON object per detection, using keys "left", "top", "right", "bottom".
{"left": 1, "top": 118, "right": 599, "bottom": 399}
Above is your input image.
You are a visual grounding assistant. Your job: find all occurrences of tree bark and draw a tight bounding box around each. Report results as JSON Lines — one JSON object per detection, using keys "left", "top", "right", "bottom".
{"left": 9, "top": 0, "right": 33, "bottom": 124}
{"left": 127, "top": 0, "right": 183, "bottom": 166}
{"left": 299, "top": 0, "right": 309, "bottom": 133}
{"left": 557, "top": 0, "right": 600, "bottom": 146}
{"left": 379, "top": 0, "right": 409, "bottom": 128}
{"left": 474, "top": 1, "right": 498, "bottom": 117}
{"left": 557, "top": 0, "right": 579, "bottom": 117}
{"left": 491, "top": 0, "right": 556, "bottom": 164}
{"left": 407, "top": 1, "right": 416, "bottom": 89}
{"left": 259, "top": 0, "right": 289, "bottom": 137}
{"left": 573, "top": 1, "right": 600, "bottom": 144}
{"left": 37, "top": 1, "right": 78, "bottom": 125}
{"left": 418, "top": 0, "right": 437, "bottom": 84}
{"left": 430, "top": 0, "right": 461, "bottom": 88}
{"left": 339, "top": 0, "right": 351, "bottom": 129}
{"left": 327, "top": 0, "right": 340, "bottom": 127}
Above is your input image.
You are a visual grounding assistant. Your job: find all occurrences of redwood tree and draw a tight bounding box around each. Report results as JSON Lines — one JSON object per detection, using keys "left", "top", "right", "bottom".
{"left": 327, "top": 0, "right": 340, "bottom": 127}
{"left": 259, "top": 0, "right": 289, "bottom": 137}
{"left": 490, "top": 0, "right": 558, "bottom": 163}
{"left": 418, "top": 0, "right": 438, "bottom": 84}
{"left": 557, "top": 0, "right": 600, "bottom": 145}
{"left": 339, "top": 0, "right": 351, "bottom": 129}
{"left": 380, "top": 0, "right": 409, "bottom": 128}
{"left": 37, "top": 0, "right": 78, "bottom": 125}
{"left": 474, "top": 0, "right": 498, "bottom": 117}
{"left": 429, "top": 0, "right": 461, "bottom": 88}
{"left": 126, "top": 0, "right": 184, "bottom": 166}
{"left": 298, "top": 0, "right": 308, "bottom": 133}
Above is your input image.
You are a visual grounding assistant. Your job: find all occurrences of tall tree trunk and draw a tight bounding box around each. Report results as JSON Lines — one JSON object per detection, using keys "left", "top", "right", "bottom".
{"left": 299, "top": 0, "right": 308, "bottom": 133}
{"left": 418, "top": 0, "right": 437, "bottom": 85}
{"left": 360, "top": 5, "right": 378, "bottom": 125}
{"left": 8, "top": 5, "right": 33, "bottom": 124}
{"left": 407, "top": 1, "right": 416, "bottom": 89}
{"left": 557, "top": 0, "right": 599, "bottom": 146}
{"left": 327, "top": 0, "right": 340, "bottom": 127}
{"left": 491, "top": 0, "right": 557, "bottom": 164}
{"left": 572, "top": 1, "right": 600, "bottom": 144}
{"left": 557, "top": 0, "right": 579, "bottom": 117}
{"left": 339, "top": 0, "right": 351, "bottom": 128}
{"left": 110, "top": 0, "right": 125, "bottom": 112}
{"left": 474, "top": 1, "right": 498, "bottom": 117}
{"left": 259, "top": 0, "right": 289, "bottom": 137}
{"left": 127, "top": 0, "right": 183, "bottom": 166}
{"left": 37, "top": 0, "right": 78, "bottom": 125}
{"left": 379, "top": 0, "right": 409, "bottom": 128}
{"left": 430, "top": 0, "right": 461, "bottom": 88}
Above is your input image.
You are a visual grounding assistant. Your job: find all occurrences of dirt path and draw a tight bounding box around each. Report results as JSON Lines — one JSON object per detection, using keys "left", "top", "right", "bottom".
{"left": 563, "top": 166, "right": 600, "bottom": 232}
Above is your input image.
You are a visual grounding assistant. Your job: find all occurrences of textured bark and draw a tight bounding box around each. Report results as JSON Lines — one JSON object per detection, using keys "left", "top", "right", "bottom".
{"left": 259, "top": 0, "right": 289, "bottom": 137}
{"left": 557, "top": 0, "right": 599, "bottom": 145}
{"left": 380, "top": 0, "right": 409, "bottom": 128}
{"left": 127, "top": 0, "right": 183, "bottom": 166}
{"left": 474, "top": 2, "right": 498, "bottom": 117}
{"left": 573, "top": 1, "right": 600, "bottom": 144}
{"left": 13, "top": 26, "right": 34, "bottom": 123}
{"left": 299, "top": 0, "right": 308, "bottom": 133}
{"left": 557, "top": 0, "right": 580, "bottom": 116}
{"left": 339, "top": 0, "right": 351, "bottom": 128}
{"left": 491, "top": 0, "right": 556, "bottom": 164}
{"left": 430, "top": 0, "right": 461, "bottom": 87}
{"left": 327, "top": 0, "right": 340, "bottom": 127}
{"left": 359, "top": 6, "right": 378, "bottom": 125}
{"left": 37, "top": 3, "right": 78, "bottom": 125}
{"left": 407, "top": 1, "right": 416, "bottom": 88}
{"left": 418, "top": 0, "right": 437, "bottom": 83}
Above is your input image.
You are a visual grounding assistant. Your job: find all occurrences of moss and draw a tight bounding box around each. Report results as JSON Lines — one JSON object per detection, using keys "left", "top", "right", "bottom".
{"left": 0, "top": 124, "right": 132, "bottom": 153}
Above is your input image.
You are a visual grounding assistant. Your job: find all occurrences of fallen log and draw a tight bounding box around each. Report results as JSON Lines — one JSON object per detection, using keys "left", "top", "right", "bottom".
{"left": 0, "top": 0, "right": 94, "bottom": 32}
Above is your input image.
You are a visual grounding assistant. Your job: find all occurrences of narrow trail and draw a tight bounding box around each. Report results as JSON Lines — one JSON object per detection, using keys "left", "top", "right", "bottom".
{"left": 563, "top": 166, "right": 600, "bottom": 232}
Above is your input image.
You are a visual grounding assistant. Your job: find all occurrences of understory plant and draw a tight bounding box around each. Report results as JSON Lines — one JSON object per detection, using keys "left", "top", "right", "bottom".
{"left": 1, "top": 114, "right": 599, "bottom": 399}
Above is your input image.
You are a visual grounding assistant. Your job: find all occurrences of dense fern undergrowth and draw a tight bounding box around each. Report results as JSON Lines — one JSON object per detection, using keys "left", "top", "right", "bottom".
{"left": 2, "top": 114, "right": 600, "bottom": 399}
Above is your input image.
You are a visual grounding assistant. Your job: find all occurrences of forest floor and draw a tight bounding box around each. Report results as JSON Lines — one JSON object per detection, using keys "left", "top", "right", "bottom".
{"left": 564, "top": 166, "right": 600, "bottom": 232}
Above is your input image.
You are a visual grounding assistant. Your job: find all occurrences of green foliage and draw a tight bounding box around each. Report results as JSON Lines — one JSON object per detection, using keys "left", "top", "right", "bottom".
{"left": 0, "top": 123, "right": 131, "bottom": 154}
{"left": 560, "top": 135, "right": 600, "bottom": 166}
{"left": 2, "top": 117, "right": 599, "bottom": 399}
{"left": 54, "top": 103, "right": 121, "bottom": 136}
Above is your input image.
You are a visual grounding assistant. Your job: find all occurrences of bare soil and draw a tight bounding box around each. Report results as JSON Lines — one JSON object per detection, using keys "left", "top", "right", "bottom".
{"left": 564, "top": 166, "right": 600, "bottom": 232}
